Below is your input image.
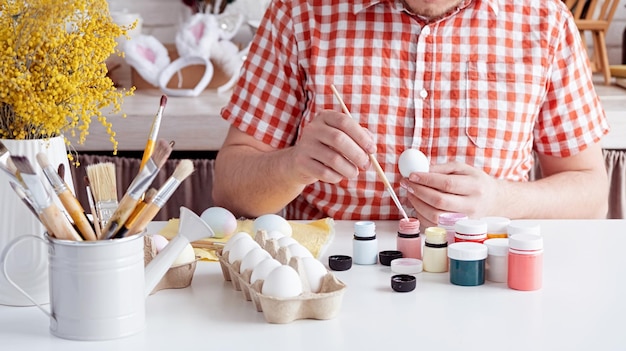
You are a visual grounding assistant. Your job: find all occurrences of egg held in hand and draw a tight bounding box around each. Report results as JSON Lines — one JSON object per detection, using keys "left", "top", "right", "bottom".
{"left": 398, "top": 148, "right": 430, "bottom": 177}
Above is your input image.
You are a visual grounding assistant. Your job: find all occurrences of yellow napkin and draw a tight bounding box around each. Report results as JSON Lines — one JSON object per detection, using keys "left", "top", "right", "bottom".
{"left": 158, "top": 217, "right": 335, "bottom": 261}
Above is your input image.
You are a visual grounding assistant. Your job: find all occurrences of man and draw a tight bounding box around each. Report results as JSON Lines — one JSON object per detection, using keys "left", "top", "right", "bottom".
{"left": 212, "top": 0, "right": 609, "bottom": 227}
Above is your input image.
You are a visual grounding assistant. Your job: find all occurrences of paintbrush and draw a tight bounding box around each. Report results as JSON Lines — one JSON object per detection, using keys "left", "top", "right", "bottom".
{"left": 10, "top": 155, "right": 83, "bottom": 241}
{"left": 37, "top": 153, "right": 97, "bottom": 241}
{"left": 123, "top": 159, "right": 195, "bottom": 237}
{"left": 85, "top": 184, "right": 102, "bottom": 240}
{"left": 9, "top": 180, "right": 39, "bottom": 219}
{"left": 86, "top": 162, "right": 118, "bottom": 236}
{"left": 114, "top": 187, "right": 158, "bottom": 238}
{"left": 0, "top": 141, "right": 19, "bottom": 182}
{"left": 330, "top": 84, "right": 409, "bottom": 221}
{"left": 139, "top": 95, "right": 167, "bottom": 171}
{"left": 102, "top": 139, "right": 173, "bottom": 239}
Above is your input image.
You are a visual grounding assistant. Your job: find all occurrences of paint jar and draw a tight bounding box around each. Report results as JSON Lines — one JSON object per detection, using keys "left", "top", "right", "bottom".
{"left": 508, "top": 234, "right": 543, "bottom": 291}
{"left": 438, "top": 212, "right": 468, "bottom": 245}
{"left": 507, "top": 220, "right": 541, "bottom": 237}
{"left": 483, "top": 238, "right": 509, "bottom": 283}
{"left": 448, "top": 242, "right": 488, "bottom": 286}
{"left": 454, "top": 219, "right": 488, "bottom": 244}
{"left": 422, "top": 226, "right": 448, "bottom": 273}
{"left": 353, "top": 221, "right": 378, "bottom": 265}
{"left": 396, "top": 217, "right": 421, "bottom": 259}
{"left": 481, "top": 216, "right": 511, "bottom": 239}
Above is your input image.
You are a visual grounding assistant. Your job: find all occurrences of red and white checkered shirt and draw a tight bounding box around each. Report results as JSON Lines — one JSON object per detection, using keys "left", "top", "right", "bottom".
{"left": 221, "top": 0, "right": 609, "bottom": 220}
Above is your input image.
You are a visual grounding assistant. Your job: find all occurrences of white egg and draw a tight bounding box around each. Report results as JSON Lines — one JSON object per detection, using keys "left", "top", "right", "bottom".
{"left": 239, "top": 247, "right": 271, "bottom": 273}
{"left": 301, "top": 257, "right": 328, "bottom": 293}
{"left": 200, "top": 207, "right": 238, "bottom": 238}
{"left": 398, "top": 148, "right": 430, "bottom": 177}
{"left": 227, "top": 237, "right": 260, "bottom": 264}
{"left": 287, "top": 243, "right": 313, "bottom": 258}
{"left": 266, "top": 230, "right": 286, "bottom": 240}
{"left": 150, "top": 234, "right": 169, "bottom": 252}
{"left": 253, "top": 214, "right": 292, "bottom": 237}
{"left": 250, "top": 257, "right": 282, "bottom": 284}
{"left": 172, "top": 243, "right": 196, "bottom": 266}
{"left": 277, "top": 236, "right": 298, "bottom": 248}
{"left": 261, "top": 265, "right": 303, "bottom": 298}
{"left": 222, "top": 232, "right": 253, "bottom": 253}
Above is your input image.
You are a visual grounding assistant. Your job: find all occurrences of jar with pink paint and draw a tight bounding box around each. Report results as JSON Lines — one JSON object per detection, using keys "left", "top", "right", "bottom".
{"left": 437, "top": 212, "right": 468, "bottom": 245}
{"left": 507, "top": 234, "right": 544, "bottom": 291}
{"left": 396, "top": 217, "right": 421, "bottom": 259}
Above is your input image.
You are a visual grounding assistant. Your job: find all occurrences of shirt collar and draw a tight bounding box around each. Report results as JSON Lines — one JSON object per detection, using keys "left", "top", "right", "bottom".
{"left": 352, "top": 0, "right": 500, "bottom": 17}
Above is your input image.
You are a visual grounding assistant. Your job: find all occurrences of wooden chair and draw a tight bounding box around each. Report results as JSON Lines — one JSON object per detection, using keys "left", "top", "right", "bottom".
{"left": 565, "top": 0, "right": 620, "bottom": 85}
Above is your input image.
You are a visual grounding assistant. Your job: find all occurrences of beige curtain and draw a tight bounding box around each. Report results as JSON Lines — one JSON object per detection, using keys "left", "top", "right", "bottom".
{"left": 71, "top": 150, "right": 625, "bottom": 221}
{"left": 69, "top": 154, "right": 215, "bottom": 221}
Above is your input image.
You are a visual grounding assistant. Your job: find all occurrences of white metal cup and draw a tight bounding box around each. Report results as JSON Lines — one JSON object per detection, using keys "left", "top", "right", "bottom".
{"left": 2, "top": 233, "right": 146, "bottom": 341}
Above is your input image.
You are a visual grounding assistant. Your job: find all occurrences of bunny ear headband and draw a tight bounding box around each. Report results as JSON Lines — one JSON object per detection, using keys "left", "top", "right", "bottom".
{"left": 124, "top": 12, "right": 245, "bottom": 97}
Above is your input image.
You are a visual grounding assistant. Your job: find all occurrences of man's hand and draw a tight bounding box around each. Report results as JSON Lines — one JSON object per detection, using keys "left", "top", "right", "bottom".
{"left": 400, "top": 162, "right": 501, "bottom": 227}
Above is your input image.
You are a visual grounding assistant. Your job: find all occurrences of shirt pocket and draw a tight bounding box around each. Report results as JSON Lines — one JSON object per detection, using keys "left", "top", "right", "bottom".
{"left": 464, "top": 60, "right": 546, "bottom": 151}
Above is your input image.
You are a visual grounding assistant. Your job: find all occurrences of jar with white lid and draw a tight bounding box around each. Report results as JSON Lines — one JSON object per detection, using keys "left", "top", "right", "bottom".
{"left": 481, "top": 216, "right": 511, "bottom": 239}
{"left": 508, "top": 234, "right": 543, "bottom": 291}
{"left": 447, "top": 242, "right": 488, "bottom": 286}
{"left": 353, "top": 221, "right": 378, "bottom": 265}
{"left": 454, "top": 219, "right": 488, "bottom": 244}
{"left": 483, "top": 238, "right": 509, "bottom": 283}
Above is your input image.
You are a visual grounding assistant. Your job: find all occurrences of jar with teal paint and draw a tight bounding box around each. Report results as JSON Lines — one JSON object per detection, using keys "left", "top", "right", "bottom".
{"left": 447, "top": 242, "right": 488, "bottom": 286}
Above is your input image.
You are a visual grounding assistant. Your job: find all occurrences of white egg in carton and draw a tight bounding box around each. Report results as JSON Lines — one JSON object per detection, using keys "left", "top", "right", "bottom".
{"left": 216, "top": 230, "right": 346, "bottom": 324}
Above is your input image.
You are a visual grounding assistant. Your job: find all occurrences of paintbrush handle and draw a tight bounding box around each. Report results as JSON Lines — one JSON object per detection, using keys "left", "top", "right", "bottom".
{"left": 139, "top": 139, "right": 154, "bottom": 171}
{"left": 126, "top": 202, "right": 161, "bottom": 237}
{"left": 102, "top": 194, "right": 138, "bottom": 239}
{"left": 39, "top": 204, "right": 83, "bottom": 241}
{"left": 57, "top": 190, "right": 97, "bottom": 241}
{"left": 369, "top": 154, "right": 409, "bottom": 220}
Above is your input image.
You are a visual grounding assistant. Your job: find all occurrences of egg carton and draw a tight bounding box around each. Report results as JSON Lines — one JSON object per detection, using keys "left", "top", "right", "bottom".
{"left": 216, "top": 230, "right": 346, "bottom": 324}
{"left": 144, "top": 235, "right": 197, "bottom": 295}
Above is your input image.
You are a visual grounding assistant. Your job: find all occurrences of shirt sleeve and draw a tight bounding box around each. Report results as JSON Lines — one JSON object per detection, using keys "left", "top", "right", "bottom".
{"left": 220, "top": 0, "right": 307, "bottom": 149}
{"left": 534, "top": 4, "right": 610, "bottom": 157}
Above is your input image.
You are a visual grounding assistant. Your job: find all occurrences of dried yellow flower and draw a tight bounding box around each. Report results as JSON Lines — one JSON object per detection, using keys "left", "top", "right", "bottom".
{"left": 0, "top": 0, "right": 134, "bottom": 153}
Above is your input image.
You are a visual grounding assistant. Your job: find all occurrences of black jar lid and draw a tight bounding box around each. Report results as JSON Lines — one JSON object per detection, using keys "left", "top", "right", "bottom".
{"left": 391, "top": 274, "right": 417, "bottom": 292}
{"left": 328, "top": 255, "right": 353, "bottom": 271}
{"left": 378, "top": 250, "right": 403, "bottom": 266}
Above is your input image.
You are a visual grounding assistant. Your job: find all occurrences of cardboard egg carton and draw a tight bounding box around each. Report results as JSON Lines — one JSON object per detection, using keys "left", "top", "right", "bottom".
{"left": 216, "top": 230, "right": 346, "bottom": 324}
{"left": 144, "top": 235, "right": 197, "bottom": 295}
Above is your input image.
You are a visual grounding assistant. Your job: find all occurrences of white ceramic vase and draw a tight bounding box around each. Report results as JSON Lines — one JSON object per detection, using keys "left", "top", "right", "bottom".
{"left": 0, "top": 136, "right": 74, "bottom": 306}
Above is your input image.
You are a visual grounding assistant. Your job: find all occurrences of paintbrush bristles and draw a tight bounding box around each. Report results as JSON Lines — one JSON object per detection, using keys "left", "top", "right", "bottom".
{"left": 86, "top": 162, "right": 117, "bottom": 203}
{"left": 172, "top": 159, "right": 194, "bottom": 182}
{"left": 152, "top": 139, "right": 173, "bottom": 169}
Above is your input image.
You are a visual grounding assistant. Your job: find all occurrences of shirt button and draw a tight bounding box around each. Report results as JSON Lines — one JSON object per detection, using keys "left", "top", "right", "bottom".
{"left": 420, "top": 89, "right": 428, "bottom": 99}
{"left": 421, "top": 26, "right": 430, "bottom": 36}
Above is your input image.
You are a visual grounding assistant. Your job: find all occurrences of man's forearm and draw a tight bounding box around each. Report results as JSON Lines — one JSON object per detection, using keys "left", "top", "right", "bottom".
{"left": 212, "top": 146, "right": 306, "bottom": 218}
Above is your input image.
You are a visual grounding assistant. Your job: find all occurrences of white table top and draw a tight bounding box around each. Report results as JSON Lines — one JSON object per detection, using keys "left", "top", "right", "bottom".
{"left": 1, "top": 219, "right": 625, "bottom": 350}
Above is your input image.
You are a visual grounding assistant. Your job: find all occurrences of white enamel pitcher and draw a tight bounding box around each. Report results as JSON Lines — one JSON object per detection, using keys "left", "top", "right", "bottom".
{"left": 1, "top": 207, "right": 214, "bottom": 341}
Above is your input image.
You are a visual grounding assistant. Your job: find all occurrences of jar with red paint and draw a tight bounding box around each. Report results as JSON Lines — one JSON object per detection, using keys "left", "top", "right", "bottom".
{"left": 396, "top": 217, "right": 421, "bottom": 259}
{"left": 507, "top": 234, "right": 543, "bottom": 291}
{"left": 454, "top": 219, "right": 488, "bottom": 244}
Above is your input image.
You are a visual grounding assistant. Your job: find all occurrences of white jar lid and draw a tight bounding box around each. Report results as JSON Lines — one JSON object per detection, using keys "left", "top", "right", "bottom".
{"left": 480, "top": 216, "right": 511, "bottom": 233}
{"left": 507, "top": 220, "right": 541, "bottom": 236}
{"left": 454, "top": 219, "right": 488, "bottom": 235}
{"left": 391, "top": 258, "right": 423, "bottom": 274}
{"left": 448, "top": 242, "right": 488, "bottom": 261}
{"left": 354, "top": 221, "right": 376, "bottom": 237}
{"left": 483, "top": 238, "right": 509, "bottom": 256}
{"left": 509, "top": 234, "right": 543, "bottom": 251}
